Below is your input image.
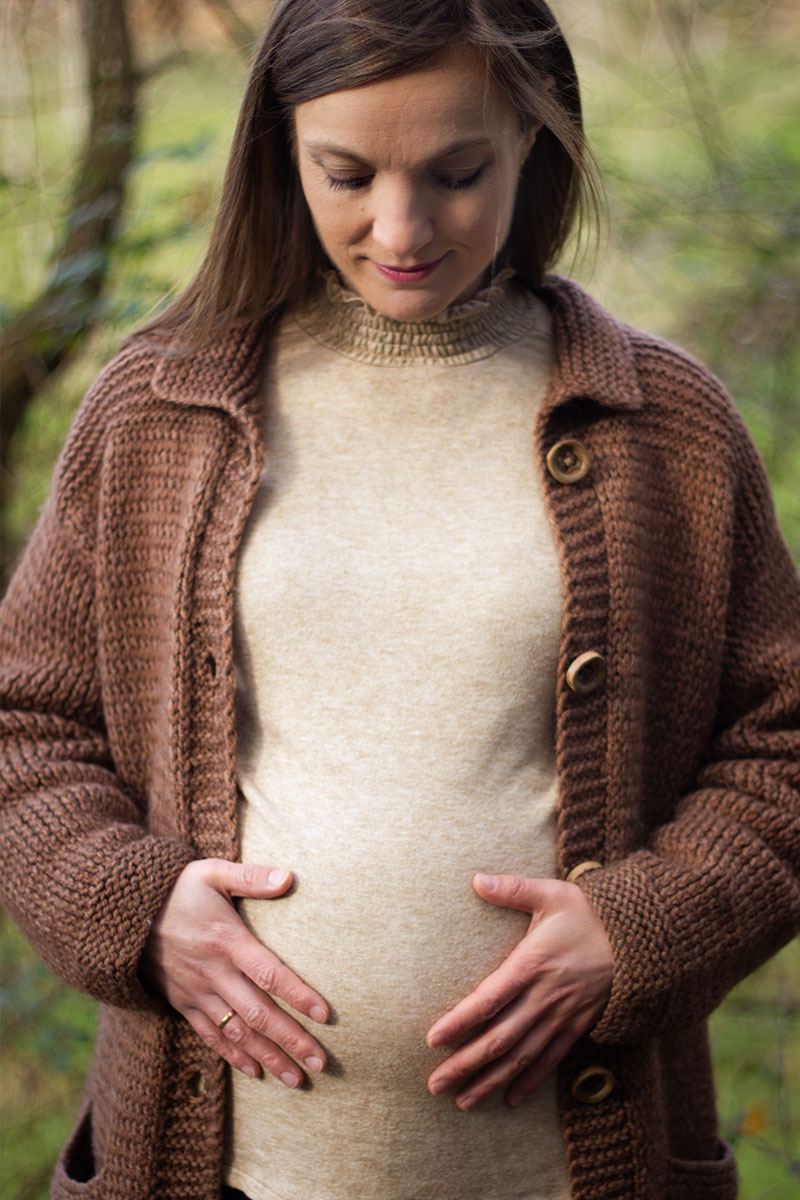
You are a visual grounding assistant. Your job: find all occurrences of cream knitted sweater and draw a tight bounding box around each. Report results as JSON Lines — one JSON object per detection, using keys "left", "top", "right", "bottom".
{"left": 227, "top": 272, "right": 570, "bottom": 1199}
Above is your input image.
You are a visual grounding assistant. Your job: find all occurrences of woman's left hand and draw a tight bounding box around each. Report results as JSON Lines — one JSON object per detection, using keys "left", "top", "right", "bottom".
{"left": 426, "top": 874, "right": 614, "bottom": 1111}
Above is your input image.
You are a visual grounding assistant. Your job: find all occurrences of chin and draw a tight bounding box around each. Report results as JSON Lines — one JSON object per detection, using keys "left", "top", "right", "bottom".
{"left": 362, "top": 282, "right": 468, "bottom": 323}
{"left": 340, "top": 259, "right": 480, "bottom": 322}
{"left": 375, "top": 296, "right": 453, "bottom": 322}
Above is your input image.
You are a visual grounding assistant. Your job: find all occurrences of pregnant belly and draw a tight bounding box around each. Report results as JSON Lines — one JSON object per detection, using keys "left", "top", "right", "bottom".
{"left": 239, "top": 849, "right": 532, "bottom": 1088}
{"left": 235, "top": 774, "right": 560, "bottom": 1088}
{"left": 226, "top": 789, "right": 568, "bottom": 1200}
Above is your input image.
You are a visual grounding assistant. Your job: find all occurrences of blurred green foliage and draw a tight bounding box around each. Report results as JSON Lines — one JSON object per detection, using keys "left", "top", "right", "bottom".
{"left": 1, "top": 2, "right": 798, "bottom": 1197}
{"left": 1, "top": 914, "right": 97, "bottom": 1197}
{"left": 710, "top": 945, "right": 800, "bottom": 1198}
{"left": 563, "top": 0, "right": 800, "bottom": 557}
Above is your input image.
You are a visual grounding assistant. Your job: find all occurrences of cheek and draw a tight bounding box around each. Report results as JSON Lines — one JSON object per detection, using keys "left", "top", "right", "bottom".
{"left": 324, "top": 209, "right": 369, "bottom": 257}
{"left": 458, "top": 178, "right": 517, "bottom": 249}
{"left": 481, "top": 166, "right": 522, "bottom": 242}
{"left": 303, "top": 189, "right": 371, "bottom": 257}
{"left": 302, "top": 188, "right": 351, "bottom": 251}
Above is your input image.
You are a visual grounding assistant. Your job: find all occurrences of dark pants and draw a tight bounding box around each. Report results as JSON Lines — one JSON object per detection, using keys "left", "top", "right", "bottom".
{"left": 221, "top": 1189, "right": 250, "bottom": 1200}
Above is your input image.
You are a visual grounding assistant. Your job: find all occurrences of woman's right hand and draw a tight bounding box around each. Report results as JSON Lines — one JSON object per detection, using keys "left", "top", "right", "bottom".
{"left": 139, "top": 858, "right": 329, "bottom": 1087}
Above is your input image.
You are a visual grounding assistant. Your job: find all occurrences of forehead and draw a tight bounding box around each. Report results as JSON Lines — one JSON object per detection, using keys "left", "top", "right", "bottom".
{"left": 294, "top": 49, "right": 517, "bottom": 160}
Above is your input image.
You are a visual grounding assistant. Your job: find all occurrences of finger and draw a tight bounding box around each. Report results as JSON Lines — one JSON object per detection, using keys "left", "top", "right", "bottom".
{"left": 472, "top": 872, "right": 549, "bottom": 914}
{"left": 205, "top": 859, "right": 294, "bottom": 900}
{"left": 453, "top": 1018, "right": 576, "bottom": 1111}
{"left": 235, "top": 934, "right": 329, "bottom": 1024}
{"left": 218, "top": 1014, "right": 304, "bottom": 1087}
{"left": 428, "top": 987, "right": 543, "bottom": 1093}
{"left": 210, "top": 999, "right": 310, "bottom": 1089}
{"left": 506, "top": 1029, "right": 577, "bottom": 1107}
{"left": 186, "top": 1006, "right": 263, "bottom": 1080}
{"left": 427, "top": 936, "right": 542, "bottom": 1047}
{"left": 220, "top": 977, "right": 327, "bottom": 1075}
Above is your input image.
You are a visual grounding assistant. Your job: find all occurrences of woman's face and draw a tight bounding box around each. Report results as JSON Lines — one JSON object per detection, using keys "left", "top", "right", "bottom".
{"left": 293, "top": 49, "right": 539, "bottom": 321}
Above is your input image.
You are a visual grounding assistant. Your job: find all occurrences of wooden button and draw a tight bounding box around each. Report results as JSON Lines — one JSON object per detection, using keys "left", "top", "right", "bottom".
{"left": 546, "top": 439, "right": 591, "bottom": 483}
{"left": 566, "top": 650, "right": 607, "bottom": 695}
{"left": 566, "top": 861, "right": 603, "bottom": 884}
{"left": 571, "top": 1066, "right": 616, "bottom": 1104}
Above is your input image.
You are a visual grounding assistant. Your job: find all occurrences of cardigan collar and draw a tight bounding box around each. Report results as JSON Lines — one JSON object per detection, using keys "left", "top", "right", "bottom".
{"left": 149, "top": 274, "right": 644, "bottom": 415}
{"left": 150, "top": 317, "right": 269, "bottom": 418}
{"left": 537, "top": 275, "right": 644, "bottom": 413}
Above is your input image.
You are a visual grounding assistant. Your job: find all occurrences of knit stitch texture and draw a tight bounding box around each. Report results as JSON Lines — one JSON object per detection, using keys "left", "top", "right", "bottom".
{"left": 1, "top": 275, "right": 799, "bottom": 1199}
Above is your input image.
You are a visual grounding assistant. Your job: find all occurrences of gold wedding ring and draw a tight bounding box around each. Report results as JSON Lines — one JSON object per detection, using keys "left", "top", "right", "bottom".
{"left": 218, "top": 1009, "right": 236, "bottom": 1031}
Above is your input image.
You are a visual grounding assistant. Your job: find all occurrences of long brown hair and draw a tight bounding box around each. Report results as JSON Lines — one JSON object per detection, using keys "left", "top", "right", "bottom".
{"left": 141, "top": 0, "right": 602, "bottom": 349}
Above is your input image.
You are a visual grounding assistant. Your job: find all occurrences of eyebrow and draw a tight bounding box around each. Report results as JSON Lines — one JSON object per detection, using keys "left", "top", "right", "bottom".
{"left": 302, "top": 136, "right": 494, "bottom": 163}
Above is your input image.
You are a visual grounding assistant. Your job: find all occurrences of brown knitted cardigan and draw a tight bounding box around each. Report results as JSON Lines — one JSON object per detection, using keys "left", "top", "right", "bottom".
{"left": 1, "top": 276, "right": 799, "bottom": 1200}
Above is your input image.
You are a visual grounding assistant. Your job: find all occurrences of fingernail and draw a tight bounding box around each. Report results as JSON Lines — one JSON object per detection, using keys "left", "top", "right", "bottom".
{"left": 281, "top": 1071, "right": 300, "bottom": 1088}
{"left": 457, "top": 1093, "right": 477, "bottom": 1111}
{"left": 269, "top": 868, "right": 289, "bottom": 886}
{"left": 304, "top": 1055, "right": 323, "bottom": 1073}
{"left": 427, "top": 1033, "right": 444, "bottom": 1048}
{"left": 429, "top": 1078, "right": 448, "bottom": 1095}
{"left": 241, "top": 1064, "right": 258, "bottom": 1078}
{"left": 310, "top": 1005, "right": 327, "bottom": 1023}
{"left": 475, "top": 873, "right": 498, "bottom": 891}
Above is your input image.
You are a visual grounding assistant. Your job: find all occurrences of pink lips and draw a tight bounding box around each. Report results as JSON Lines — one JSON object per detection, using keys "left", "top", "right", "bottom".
{"left": 372, "top": 255, "right": 446, "bottom": 283}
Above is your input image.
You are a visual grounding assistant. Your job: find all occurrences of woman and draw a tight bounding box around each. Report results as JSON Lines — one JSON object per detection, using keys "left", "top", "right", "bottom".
{"left": 1, "top": 2, "right": 798, "bottom": 1198}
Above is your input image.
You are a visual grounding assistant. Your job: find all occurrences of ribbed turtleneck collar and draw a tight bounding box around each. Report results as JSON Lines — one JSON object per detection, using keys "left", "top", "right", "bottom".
{"left": 291, "top": 268, "right": 543, "bottom": 367}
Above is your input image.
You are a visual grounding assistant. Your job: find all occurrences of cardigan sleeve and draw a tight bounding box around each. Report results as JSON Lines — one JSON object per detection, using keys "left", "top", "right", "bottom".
{"left": 0, "top": 482, "right": 197, "bottom": 1010}
{"left": 580, "top": 420, "right": 800, "bottom": 1045}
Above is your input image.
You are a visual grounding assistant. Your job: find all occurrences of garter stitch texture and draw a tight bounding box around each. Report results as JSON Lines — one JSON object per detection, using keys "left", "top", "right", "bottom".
{"left": 1, "top": 275, "right": 799, "bottom": 1199}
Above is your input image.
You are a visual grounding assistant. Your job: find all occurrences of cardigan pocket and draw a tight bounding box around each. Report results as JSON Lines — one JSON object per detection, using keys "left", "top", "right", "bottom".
{"left": 51, "top": 1099, "right": 105, "bottom": 1196}
{"left": 50, "top": 1005, "right": 172, "bottom": 1199}
{"left": 666, "top": 1140, "right": 737, "bottom": 1200}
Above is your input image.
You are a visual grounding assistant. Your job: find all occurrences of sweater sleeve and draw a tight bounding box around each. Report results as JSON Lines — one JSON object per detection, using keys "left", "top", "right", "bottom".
{"left": 0, "top": 483, "right": 197, "bottom": 1010}
{"left": 581, "top": 422, "right": 800, "bottom": 1045}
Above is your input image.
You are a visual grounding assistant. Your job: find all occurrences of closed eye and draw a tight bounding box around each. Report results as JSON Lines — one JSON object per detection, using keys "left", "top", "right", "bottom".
{"left": 324, "top": 166, "right": 485, "bottom": 193}
{"left": 438, "top": 167, "right": 484, "bottom": 190}
{"left": 325, "top": 174, "right": 372, "bottom": 192}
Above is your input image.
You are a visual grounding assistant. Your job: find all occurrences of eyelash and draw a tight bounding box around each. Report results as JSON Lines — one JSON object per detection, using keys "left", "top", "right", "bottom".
{"left": 325, "top": 167, "right": 484, "bottom": 193}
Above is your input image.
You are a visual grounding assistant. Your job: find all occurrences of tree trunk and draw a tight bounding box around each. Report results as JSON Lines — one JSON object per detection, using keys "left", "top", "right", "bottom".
{"left": 0, "top": 0, "right": 137, "bottom": 511}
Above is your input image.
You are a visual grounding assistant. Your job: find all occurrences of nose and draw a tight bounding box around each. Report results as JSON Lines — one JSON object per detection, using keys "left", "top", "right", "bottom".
{"left": 371, "top": 179, "right": 434, "bottom": 262}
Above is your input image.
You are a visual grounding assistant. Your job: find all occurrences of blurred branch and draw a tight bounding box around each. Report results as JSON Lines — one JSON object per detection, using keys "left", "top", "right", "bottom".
{"left": 0, "top": 0, "right": 138, "bottom": 540}
{"left": 201, "top": 0, "right": 257, "bottom": 62}
{"left": 653, "top": 0, "right": 734, "bottom": 195}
